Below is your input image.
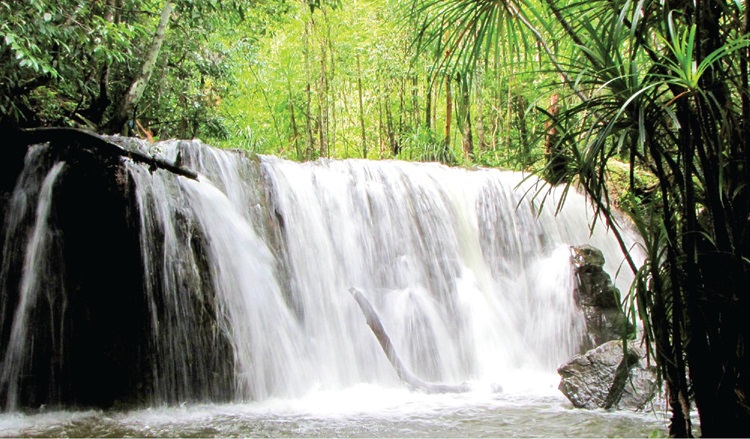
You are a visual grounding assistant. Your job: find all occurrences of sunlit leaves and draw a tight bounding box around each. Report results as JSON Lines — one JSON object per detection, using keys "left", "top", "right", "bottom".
{"left": 660, "top": 12, "right": 750, "bottom": 94}
{"left": 408, "top": 0, "right": 523, "bottom": 82}
{"left": 0, "top": 0, "right": 290, "bottom": 131}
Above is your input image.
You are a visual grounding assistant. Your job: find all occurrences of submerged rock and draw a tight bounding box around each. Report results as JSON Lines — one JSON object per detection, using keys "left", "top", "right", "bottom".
{"left": 558, "top": 340, "right": 657, "bottom": 410}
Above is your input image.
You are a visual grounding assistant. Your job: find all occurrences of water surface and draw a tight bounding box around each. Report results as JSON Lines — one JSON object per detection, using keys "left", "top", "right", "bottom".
{"left": 1, "top": 382, "right": 667, "bottom": 437}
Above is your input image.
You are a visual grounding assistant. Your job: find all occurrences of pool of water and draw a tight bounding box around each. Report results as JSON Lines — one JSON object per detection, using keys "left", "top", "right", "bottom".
{"left": 0, "top": 383, "right": 668, "bottom": 438}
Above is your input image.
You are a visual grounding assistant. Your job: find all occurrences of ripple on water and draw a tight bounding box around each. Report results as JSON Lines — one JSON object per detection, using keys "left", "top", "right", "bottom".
{"left": 0, "top": 390, "right": 668, "bottom": 438}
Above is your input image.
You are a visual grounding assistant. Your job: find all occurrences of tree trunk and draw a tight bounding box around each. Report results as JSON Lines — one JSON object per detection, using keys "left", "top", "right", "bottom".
{"left": 177, "top": 92, "right": 188, "bottom": 138}
{"left": 287, "top": 78, "right": 301, "bottom": 160}
{"left": 475, "top": 71, "right": 487, "bottom": 152}
{"left": 399, "top": 77, "right": 405, "bottom": 137}
{"left": 491, "top": 75, "right": 501, "bottom": 151}
{"left": 685, "top": 1, "right": 750, "bottom": 435}
{"left": 444, "top": 75, "right": 452, "bottom": 148}
{"left": 743, "top": 0, "right": 750, "bottom": 174}
{"left": 349, "top": 287, "right": 469, "bottom": 394}
{"left": 18, "top": 127, "right": 196, "bottom": 179}
{"left": 78, "top": 0, "right": 117, "bottom": 127}
{"left": 356, "top": 55, "right": 367, "bottom": 158}
{"left": 513, "top": 92, "right": 529, "bottom": 165}
{"left": 304, "top": 20, "right": 314, "bottom": 159}
{"left": 505, "top": 85, "right": 512, "bottom": 163}
{"left": 318, "top": 41, "right": 328, "bottom": 158}
{"left": 385, "top": 91, "right": 398, "bottom": 155}
{"left": 425, "top": 78, "right": 432, "bottom": 130}
{"left": 107, "top": 1, "right": 174, "bottom": 135}
{"left": 412, "top": 75, "right": 419, "bottom": 129}
{"left": 378, "top": 99, "right": 384, "bottom": 157}
{"left": 457, "top": 74, "right": 473, "bottom": 159}
{"left": 544, "top": 92, "right": 567, "bottom": 183}
{"left": 324, "top": 10, "right": 336, "bottom": 155}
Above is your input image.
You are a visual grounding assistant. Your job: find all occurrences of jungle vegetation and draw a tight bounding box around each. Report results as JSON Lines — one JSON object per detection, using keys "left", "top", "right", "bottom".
{"left": 2, "top": 0, "right": 750, "bottom": 436}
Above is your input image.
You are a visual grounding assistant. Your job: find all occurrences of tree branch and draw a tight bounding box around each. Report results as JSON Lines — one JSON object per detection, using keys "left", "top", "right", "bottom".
{"left": 16, "top": 127, "right": 198, "bottom": 180}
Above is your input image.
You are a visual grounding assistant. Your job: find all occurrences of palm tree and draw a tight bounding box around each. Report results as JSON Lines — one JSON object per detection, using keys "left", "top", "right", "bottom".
{"left": 404, "top": 0, "right": 750, "bottom": 435}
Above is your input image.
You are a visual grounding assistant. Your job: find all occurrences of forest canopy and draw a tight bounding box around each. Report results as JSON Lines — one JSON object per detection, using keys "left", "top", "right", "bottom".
{"left": 1, "top": 0, "right": 558, "bottom": 168}
{"left": 0, "top": 0, "right": 287, "bottom": 140}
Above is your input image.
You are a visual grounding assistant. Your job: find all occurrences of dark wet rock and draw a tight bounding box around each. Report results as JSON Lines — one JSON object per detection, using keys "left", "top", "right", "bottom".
{"left": 571, "top": 245, "right": 634, "bottom": 350}
{"left": 0, "top": 131, "right": 233, "bottom": 409}
{"left": 558, "top": 340, "right": 657, "bottom": 410}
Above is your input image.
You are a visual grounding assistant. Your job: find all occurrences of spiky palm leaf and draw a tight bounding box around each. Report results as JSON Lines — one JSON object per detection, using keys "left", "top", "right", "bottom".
{"left": 403, "top": 0, "right": 750, "bottom": 435}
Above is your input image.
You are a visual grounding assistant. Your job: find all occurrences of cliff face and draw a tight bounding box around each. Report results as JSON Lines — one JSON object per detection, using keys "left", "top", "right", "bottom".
{"left": 0, "top": 131, "right": 234, "bottom": 410}
{"left": 0, "top": 132, "right": 152, "bottom": 409}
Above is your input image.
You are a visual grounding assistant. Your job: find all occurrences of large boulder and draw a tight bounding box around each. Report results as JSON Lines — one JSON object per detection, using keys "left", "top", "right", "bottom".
{"left": 558, "top": 340, "right": 657, "bottom": 410}
{"left": 571, "top": 245, "right": 633, "bottom": 350}
{"left": 0, "top": 130, "right": 234, "bottom": 409}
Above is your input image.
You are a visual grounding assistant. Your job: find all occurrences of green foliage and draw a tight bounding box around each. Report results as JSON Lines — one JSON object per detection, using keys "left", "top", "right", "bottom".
{"left": 1, "top": 1, "right": 143, "bottom": 125}
{"left": 0, "top": 0, "right": 289, "bottom": 137}
{"left": 531, "top": 0, "right": 748, "bottom": 435}
{"left": 1, "top": 0, "right": 552, "bottom": 165}
{"left": 407, "top": 0, "right": 516, "bottom": 80}
{"left": 661, "top": 13, "right": 750, "bottom": 92}
{"left": 211, "top": 0, "right": 554, "bottom": 164}
{"left": 4, "top": 0, "right": 748, "bottom": 434}
{"left": 398, "top": 125, "right": 455, "bottom": 163}
{"left": 406, "top": 0, "right": 750, "bottom": 434}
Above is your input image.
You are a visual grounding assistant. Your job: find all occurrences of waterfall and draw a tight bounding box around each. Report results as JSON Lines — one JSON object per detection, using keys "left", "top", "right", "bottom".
{"left": 0, "top": 139, "right": 642, "bottom": 409}
{"left": 0, "top": 146, "right": 66, "bottom": 411}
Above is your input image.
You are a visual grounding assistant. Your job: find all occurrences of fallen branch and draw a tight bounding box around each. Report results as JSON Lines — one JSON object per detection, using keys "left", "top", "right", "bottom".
{"left": 15, "top": 127, "right": 198, "bottom": 180}
{"left": 348, "top": 287, "right": 469, "bottom": 394}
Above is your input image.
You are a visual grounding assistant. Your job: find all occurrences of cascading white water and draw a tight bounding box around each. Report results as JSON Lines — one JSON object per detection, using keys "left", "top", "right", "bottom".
{"left": 0, "top": 147, "right": 66, "bottom": 411}
{"left": 0, "top": 139, "right": 643, "bottom": 409}
{"left": 0, "top": 139, "right": 667, "bottom": 437}
{"left": 129, "top": 140, "right": 641, "bottom": 401}
{"left": 258, "top": 157, "right": 639, "bottom": 391}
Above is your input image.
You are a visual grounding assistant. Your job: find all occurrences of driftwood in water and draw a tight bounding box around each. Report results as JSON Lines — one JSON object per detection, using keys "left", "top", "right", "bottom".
{"left": 16, "top": 127, "right": 198, "bottom": 180}
{"left": 348, "top": 287, "right": 469, "bottom": 394}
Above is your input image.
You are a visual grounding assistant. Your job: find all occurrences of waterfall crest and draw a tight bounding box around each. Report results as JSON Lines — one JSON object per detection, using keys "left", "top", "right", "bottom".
{"left": 0, "top": 139, "right": 642, "bottom": 408}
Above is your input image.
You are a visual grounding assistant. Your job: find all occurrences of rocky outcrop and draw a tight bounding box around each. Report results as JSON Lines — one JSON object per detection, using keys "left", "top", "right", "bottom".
{"left": 558, "top": 340, "right": 657, "bottom": 410}
{"left": 0, "top": 130, "right": 234, "bottom": 409}
{"left": 571, "top": 245, "right": 633, "bottom": 351}
{"left": 558, "top": 245, "right": 656, "bottom": 411}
